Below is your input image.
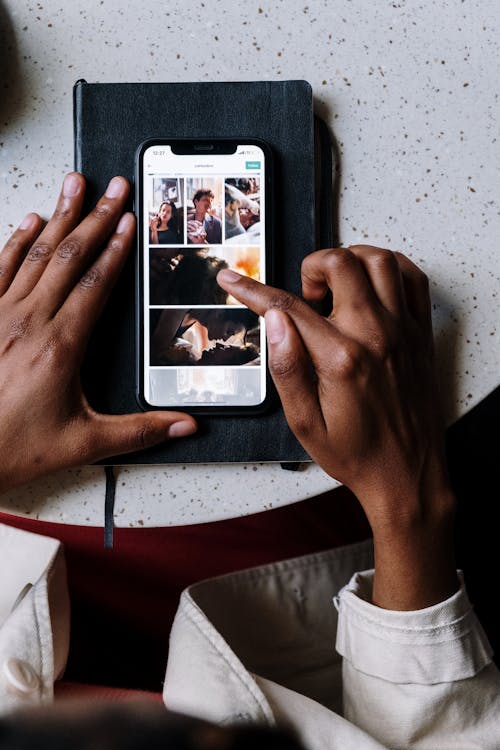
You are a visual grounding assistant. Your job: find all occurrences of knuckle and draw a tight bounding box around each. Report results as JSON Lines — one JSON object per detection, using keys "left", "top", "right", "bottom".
{"left": 52, "top": 205, "right": 72, "bottom": 222}
{"left": 269, "top": 349, "right": 300, "bottom": 379}
{"left": 2, "top": 312, "right": 34, "bottom": 354}
{"left": 348, "top": 244, "right": 379, "bottom": 253}
{"left": 79, "top": 267, "right": 104, "bottom": 289}
{"left": 322, "top": 248, "right": 355, "bottom": 272}
{"left": 11, "top": 312, "right": 33, "bottom": 338}
{"left": 365, "top": 248, "right": 398, "bottom": 272}
{"left": 133, "top": 420, "right": 157, "bottom": 451}
{"left": 56, "top": 238, "right": 83, "bottom": 262}
{"left": 11, "top": 312, "right": 33, "bottom": 335}
{"left": 40, "top": 334, "right": 71, "bottom": 361}
{"left": 32, "top": 328, "right": 74, "bottom": 366}
{"left": 270, "top": 291, "right": 299, "bottom": 314}
{"left": 331, "top": 341, "right": 364, "bottom": 380}
{"left": 301, "top": 249, "right": 326, "bottom": 272}
{"left": 107, "top": 237, "right": 123, "bottom": 252}
{"left": 27, "top": 242, "right": 52, "bottom": 263}
{"left": 92, "top": 202, "right": 112, "bottom": 222}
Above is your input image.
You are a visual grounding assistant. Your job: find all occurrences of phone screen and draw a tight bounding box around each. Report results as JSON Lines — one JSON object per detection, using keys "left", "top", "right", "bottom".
{"left": 139, "top": 142, "right": 268, "bottom": 409}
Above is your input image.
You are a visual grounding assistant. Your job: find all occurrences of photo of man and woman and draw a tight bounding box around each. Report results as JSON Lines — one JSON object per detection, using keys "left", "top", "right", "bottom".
{"left": 225, "top": 177, "right": 261, "bottom": 244}
{"left": 186, "top": 178, "right": 223, "bottom": 245}
{"left": 150, "top": 308, "right": 260, "bottom": 367}
{"left": 149, "top": 246, "right": 260, "bottom": 306}
{"left": 148, "top": 177, "right": 185, "bottom": 245}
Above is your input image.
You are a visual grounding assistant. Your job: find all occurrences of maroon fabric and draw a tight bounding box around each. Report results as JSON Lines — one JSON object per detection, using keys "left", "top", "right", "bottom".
{"left": 54, "top": 681, "right": 163, "bottom": 704}
{"left": 0, "top": 486, "right": 370, "bottom": 691}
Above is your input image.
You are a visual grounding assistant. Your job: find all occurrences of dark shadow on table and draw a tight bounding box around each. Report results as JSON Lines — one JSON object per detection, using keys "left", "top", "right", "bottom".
{"left": 0, "top": 1, "right": 26, "bottom": 131}
{"left": 448, "top": 384, "right": 500, "bottom": 664}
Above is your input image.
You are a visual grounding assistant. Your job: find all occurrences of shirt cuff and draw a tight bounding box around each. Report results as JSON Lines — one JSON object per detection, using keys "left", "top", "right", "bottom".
{"left": 334, "top": 569, "right": 493, "bottom": 684}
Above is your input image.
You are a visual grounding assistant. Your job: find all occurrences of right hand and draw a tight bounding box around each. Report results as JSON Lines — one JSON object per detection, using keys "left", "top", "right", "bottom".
{"left": 219, "top": 247, "right": 448, "bottom": 521}
{"left": 217, "top": 247, "right": 458, "bottom": 609}
{"left": 187, "top": 220, "right": 207, "bottom": 244}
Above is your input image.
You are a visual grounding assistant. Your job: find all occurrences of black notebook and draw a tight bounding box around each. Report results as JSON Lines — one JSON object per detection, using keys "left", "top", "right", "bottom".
{"left": 74, "top": 80, "right": 334, "bottom": 464}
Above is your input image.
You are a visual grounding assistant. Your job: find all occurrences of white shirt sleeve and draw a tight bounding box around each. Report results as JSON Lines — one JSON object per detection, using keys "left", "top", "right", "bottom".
{"left": 0, "top": 523, "right": 69, "bottom": 714}
{"left": 335, "top": 570, "right": 500, "bottom": 748}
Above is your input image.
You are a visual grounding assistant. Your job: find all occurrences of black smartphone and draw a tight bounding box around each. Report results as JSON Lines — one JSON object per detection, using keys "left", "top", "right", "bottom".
{"left": 135, "top": 138, "right": 273, "bottom": 414}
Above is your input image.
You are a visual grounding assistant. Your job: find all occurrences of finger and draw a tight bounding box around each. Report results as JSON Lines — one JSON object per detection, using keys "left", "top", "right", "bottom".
{"left": 58, "top": 212, "right": 135, "bottom": 345}
{"left": 37, "top": 176, "right": 130, "bottom": 315}
{"left": 395, "top": 251, "right": 433, "bottom": 335}
{"left": 8, "top": 173, "right": 86, "bottom": 299}
{"left": 83, "top": 410, "right": 198, "bottom": 463}
{"left": 217, "top": 268, "right": 339, "bottom": 370}
{"left": 301, "top": 248, "right": 380, "bottom": 316}
{"left": 218, "top": 268, "right": 349, "bottom": 376}
{"left": 347, "top": 245, "right": 405, "bottom": 316}
{"left": 265, "top": 308, "right": 326, "bottom": 445}
{"left": 301, "top": 249, "right": 334, "bottom": 301}
{"left": 0, "top": 213, "right": 43, "bottom": 295}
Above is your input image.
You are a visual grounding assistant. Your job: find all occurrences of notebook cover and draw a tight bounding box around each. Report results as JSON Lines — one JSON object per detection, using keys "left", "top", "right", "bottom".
{"left": 74, "top": 80, "right": 330, "bottom": 464}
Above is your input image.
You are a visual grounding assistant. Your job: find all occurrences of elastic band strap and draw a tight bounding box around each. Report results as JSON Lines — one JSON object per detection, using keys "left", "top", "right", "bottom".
{"left": 104, "top": 465, "right": 116, "bottom": 549}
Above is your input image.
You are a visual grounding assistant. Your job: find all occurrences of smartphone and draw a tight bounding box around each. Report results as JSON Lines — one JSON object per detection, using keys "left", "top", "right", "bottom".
{"left": 135, "top": 138, "right": 273, "bottom": 414}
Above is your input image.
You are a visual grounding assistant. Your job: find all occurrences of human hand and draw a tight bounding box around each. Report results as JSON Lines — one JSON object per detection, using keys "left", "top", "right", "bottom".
{"left": 149, "top": 215, "right": 159, "bottom": 243}
{"left": 218, "top": 247, "right": 458, "bottom": 608}
{"left": 0, "top": 173, "right": 197, "bottom": 493}
{"left": 187, "top": 220, "right": 207, "bottom": 244}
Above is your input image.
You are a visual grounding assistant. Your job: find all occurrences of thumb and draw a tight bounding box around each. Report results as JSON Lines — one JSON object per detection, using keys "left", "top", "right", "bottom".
{"left": 83, "top": 411, "right": 197, "bottom": 462}
{"left": 265, "top": 308, "right": 325, "bottom": 444}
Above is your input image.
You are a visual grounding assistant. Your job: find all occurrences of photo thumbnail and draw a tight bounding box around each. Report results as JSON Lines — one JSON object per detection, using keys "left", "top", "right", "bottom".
{"left": 148, "top": 367, "right": 262, "bottom": 406}
{"left": 149, "top": 246, "right": 261, "bottom": 306}
{"left": 225, "top": 177, "right": 261, "bottom": 244}
{"left": 147, "top": 177, "right": 185, "bottom": 245}
{"left": 150, "top": 308, "right": 260, "bottom": 367}
{"left": 186, "top": 178, "right": 223, "bottom": 245}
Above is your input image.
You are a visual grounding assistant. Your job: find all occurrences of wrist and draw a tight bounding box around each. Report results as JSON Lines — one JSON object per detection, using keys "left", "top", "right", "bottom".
{"left": 369, "top": 486, "right": 458, "bottom": 610}
{"left": 357, "top": 466, "right": 456, "bottom": 536}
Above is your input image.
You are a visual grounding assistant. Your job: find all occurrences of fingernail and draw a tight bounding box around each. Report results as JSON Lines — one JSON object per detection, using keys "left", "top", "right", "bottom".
{"left": 265, "top": 309, "right": 286, "bottom": 345}
{"left": 217, "top": 268, "right": 242, "bottom": 284}
{"left": 19, "top": 213, "right": 38, "bottom": 230}
{"left": 105, "top": 176, "right": 127, "bottom": 198}
{"left": 168, "top": 420, "right": 197, "bottom": 438}
{"left": 116, "top": 213, "right": 134, "bottom": 234}
{"left": 63, "top": 173, "right": 82, "bottom": 197}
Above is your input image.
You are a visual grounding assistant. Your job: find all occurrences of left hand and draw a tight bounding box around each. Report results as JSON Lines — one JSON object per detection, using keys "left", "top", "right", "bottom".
{"left": 0, "top": 173, "right": 197, "bottom": 493}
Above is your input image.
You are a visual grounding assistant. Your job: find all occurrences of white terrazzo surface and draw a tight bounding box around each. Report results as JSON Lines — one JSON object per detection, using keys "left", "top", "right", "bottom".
{"left": 0, "top": 0, "right": 498, "bottom": 526}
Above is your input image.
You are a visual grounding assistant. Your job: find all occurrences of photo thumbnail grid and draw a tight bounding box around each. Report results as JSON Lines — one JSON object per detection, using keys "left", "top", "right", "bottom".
{"left": 146, "top": 175, "right": 262, "bottom": 248}
{"left": 145, "top": 173, "right": 265, "bottom": 404}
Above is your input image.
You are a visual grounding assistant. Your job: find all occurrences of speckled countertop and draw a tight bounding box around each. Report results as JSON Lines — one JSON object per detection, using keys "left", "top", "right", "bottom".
{"left": 0, "top": 0, "right": 498, "bottom": 526}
